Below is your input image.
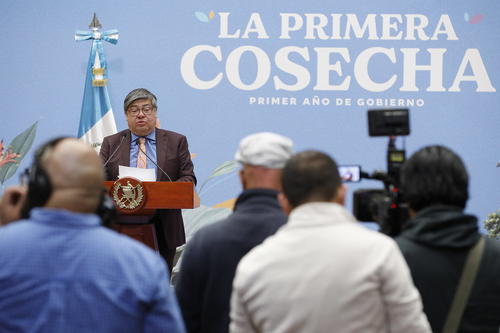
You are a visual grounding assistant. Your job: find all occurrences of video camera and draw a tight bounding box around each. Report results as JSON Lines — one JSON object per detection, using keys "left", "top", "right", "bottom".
{"left": 351, "top": 109, "right": 410, "bottom": 236}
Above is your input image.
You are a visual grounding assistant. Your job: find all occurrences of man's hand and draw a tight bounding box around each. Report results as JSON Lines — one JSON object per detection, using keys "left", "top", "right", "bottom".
{"left": 0, "top": 186, "right": 27, "bottom": 225}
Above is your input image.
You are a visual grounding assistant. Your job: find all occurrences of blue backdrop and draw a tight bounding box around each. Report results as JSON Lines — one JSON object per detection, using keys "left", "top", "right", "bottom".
{"left": 1, "top": 0, "right": 499, "bottom": 227}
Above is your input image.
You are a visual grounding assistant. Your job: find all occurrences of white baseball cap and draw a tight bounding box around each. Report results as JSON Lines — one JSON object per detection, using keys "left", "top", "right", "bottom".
{"left": 235, "top": 132, "right": 293, "bottom": 169}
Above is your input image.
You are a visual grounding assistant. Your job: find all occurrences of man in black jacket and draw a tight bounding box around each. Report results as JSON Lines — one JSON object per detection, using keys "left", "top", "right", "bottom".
{"left": 396, "top": 145, "right": 500, "bottom": 333}
{"left": 175, "top": 132, "right": 293, "bottom": 333}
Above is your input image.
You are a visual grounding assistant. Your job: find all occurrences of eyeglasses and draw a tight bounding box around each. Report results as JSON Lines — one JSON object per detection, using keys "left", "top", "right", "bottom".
{"left": 127, "top": 105, "right": 155, "bottom": 116}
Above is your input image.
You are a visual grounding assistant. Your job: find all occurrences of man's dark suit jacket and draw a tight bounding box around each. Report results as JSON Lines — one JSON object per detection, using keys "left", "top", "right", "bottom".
{"left": 100, "top": 128, "right": 196, "bottom": 270}
{"left": 175, "top": 189, "right": 287, "bottom": 333}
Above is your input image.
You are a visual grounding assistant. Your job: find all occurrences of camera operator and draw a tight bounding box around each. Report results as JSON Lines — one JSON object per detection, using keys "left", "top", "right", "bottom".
{"left": 395, "top": 145, "right": 500, "bottom": 333}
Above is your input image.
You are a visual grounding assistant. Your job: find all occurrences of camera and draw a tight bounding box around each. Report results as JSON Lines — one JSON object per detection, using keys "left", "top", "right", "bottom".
{"left": 352, "top": 109, "right": 410, "bottom": 236}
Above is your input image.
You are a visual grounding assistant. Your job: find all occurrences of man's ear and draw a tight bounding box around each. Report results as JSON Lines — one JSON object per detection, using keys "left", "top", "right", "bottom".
{"left": 334, "top": 184, "right": 347, "bottom": 206}
{"left": 278, "top": 192, "right": 292, "bottom": 216}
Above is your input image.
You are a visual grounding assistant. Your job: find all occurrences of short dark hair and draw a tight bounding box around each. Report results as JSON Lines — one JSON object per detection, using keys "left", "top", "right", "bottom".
{"left": 282, "top": 150, "right": 341, "bottom": 207}
{"left": 123, "top": 88, "right": 158, "bottom": 112}
{"left": 401, "top": 145, "right": 469, "bottom": 212}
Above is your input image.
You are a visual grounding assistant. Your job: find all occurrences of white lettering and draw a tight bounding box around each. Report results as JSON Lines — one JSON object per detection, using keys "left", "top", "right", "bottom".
{"left": 304, "top": 14, "right": 329, "bottom": 40}
{"left": 241, "top": 13, "right": 269, "bottom": 39}
{"left": 226, "top": 46, "right": 271, "bottom": 90}
{"left": 274, "top": 47, "right": 311, "bottom": 91}
{"left": 381, "top": 14, "right": 403, "bottom": 40}
{"left": 275, "top": 13, "right": 459, "bottom": 41}
{"left": 330, "top": 14, "right": 343, "bottom": 40}
{"left": 357, "top": 98, "right": 424, "bottom": 107}
{"left": 355, "top": 47, "right": 397, "bottom": 92}
{"left": 279, "top": 13, "right": 303, "bottom": 39}
{"left": 313, "top": 47, "right": 351, "bottom": 91}
{"left": 405, "top": 14, "right": 430, "bottom": 41}
{"left": 344, "top": 14, "right": 378, "bottom": 40}
{"left": 431, "top": 15, "right": 458, "bottom": 40}
{"left": 181, "top": 45, "right": 494, "bottom": 93}
{"left": 180, "top": 45, "right": 223, "bottom": 90}
{"left": 449, "top": 49, "right": 496, "bottom": 92}
{"left": 400, "top": 48, "right": 446, "bottom": 92}
{"left": 218, "top": 13, "right": 240, "bottom": 38}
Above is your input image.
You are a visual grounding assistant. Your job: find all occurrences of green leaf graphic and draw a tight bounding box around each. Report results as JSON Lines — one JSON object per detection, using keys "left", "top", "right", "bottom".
{"left": 198, "top": 160, "right": 238, "bottom": 194}
{"left": 195, "top": 11, "right": 209, "bottom": 23}
{"left": 207, "top": 160, "right": 238, "bottom": 179}
{"left": 182, "top": 205, "right": 232, "bottom": 241}
{"left": 0, "top": 122, "right": 38, "bottom": 184}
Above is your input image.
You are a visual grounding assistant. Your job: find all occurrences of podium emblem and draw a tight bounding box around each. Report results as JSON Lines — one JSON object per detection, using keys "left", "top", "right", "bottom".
{"left": 111, "top": 177, "right": 146, "bottom": 212}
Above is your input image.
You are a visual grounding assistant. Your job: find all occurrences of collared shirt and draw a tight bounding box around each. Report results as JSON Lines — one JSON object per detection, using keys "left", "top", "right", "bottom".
{"left": 130, "top": 129, "right": 158, "bottom": 174}
{"left": 230, "top": 202, "right": 431, "bottom": 333}
{"left": 0, "top": 208, "right": 186, "bottom": 333}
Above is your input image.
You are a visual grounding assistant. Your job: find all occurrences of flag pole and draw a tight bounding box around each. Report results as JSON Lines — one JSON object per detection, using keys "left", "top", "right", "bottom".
{"left": 75, "top": 14, "right": 118, "bottom": 152}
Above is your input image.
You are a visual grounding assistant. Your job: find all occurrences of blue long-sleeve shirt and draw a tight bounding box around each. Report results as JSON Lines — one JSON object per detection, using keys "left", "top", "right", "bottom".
{"left": 0, "top": 208, "right": 186, "bottom": 333}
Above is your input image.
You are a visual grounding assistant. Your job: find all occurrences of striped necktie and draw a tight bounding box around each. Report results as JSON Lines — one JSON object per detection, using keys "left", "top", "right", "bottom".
{"left": 137, "top": 137, "right": 147, "bottom": 168}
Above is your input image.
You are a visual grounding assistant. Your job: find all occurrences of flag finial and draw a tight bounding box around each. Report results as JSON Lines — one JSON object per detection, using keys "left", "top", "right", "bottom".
{"left": 89, "top": 13, "right": 102, "bottom": 30}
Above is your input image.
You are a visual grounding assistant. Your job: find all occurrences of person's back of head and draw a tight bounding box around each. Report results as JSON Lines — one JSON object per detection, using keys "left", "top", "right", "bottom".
{"left": 21, "top": 137, "right": 105, "bottom": 217}
{"left": 281, "top": 150, "right": 343, "bottom": 209}
{"left": 401, "top": 145, "right": 469, "bottom": 212}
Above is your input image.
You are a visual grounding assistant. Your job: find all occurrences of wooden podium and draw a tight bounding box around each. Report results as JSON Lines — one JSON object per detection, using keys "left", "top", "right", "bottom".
{"left": 104, "top": 179, "right": 195, "bottom": 252}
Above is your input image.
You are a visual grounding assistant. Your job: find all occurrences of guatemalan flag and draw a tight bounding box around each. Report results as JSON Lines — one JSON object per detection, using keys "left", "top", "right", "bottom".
{"left": 75, "top": 14, "right": 118, "bottom": 153}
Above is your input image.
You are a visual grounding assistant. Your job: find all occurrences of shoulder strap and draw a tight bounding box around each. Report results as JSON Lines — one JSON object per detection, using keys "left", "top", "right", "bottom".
{"left": 442, "top": 237, "right": 485, "bottom": 333}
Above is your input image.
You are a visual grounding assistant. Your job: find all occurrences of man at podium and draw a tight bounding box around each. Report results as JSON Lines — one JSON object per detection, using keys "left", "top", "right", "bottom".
{"left": 100, "top": 88, "right": 196, "bottom": 271}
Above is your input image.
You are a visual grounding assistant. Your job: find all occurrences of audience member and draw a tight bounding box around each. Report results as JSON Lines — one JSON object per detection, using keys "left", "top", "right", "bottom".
{"left": 176, "top": 132, "right": 293, "bottom": 333}
{"left": 230, "top": 150, "right": 431, "bottom": 333}
{"left": 0, "top": 137, "right": 186, "bottom": 333}
{"left": 396, "top": 145, "right": 500, "bottom": 332}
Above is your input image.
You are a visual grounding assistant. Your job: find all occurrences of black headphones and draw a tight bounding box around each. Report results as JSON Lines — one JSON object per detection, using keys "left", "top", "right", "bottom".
{"left": 20, "top": 137, "right": 67, "bottom": 218}
{"left": 20, "top": 137, "right": 116, "bottom": 226}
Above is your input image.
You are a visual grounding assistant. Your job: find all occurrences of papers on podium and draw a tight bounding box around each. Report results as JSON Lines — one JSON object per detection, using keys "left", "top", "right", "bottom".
{"left": 118, "top": 165, "right": 156, "bottom": 181}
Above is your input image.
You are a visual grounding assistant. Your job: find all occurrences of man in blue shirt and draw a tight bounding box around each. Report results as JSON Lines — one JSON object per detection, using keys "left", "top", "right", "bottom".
{"left": 0, "top": 137, "right": 186, "bottom": 333}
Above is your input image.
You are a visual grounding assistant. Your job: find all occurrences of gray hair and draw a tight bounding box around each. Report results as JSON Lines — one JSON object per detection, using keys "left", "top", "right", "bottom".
{"left": 123, "top": 88, "right": 158, "bottom": 112}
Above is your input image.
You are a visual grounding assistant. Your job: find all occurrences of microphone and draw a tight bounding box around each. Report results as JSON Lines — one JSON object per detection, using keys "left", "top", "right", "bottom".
{"left": 102, "top": 134, "right": 126, "bottom": 168}
{"left": 137, "top": 140, "right": 173, "bottom": 182}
